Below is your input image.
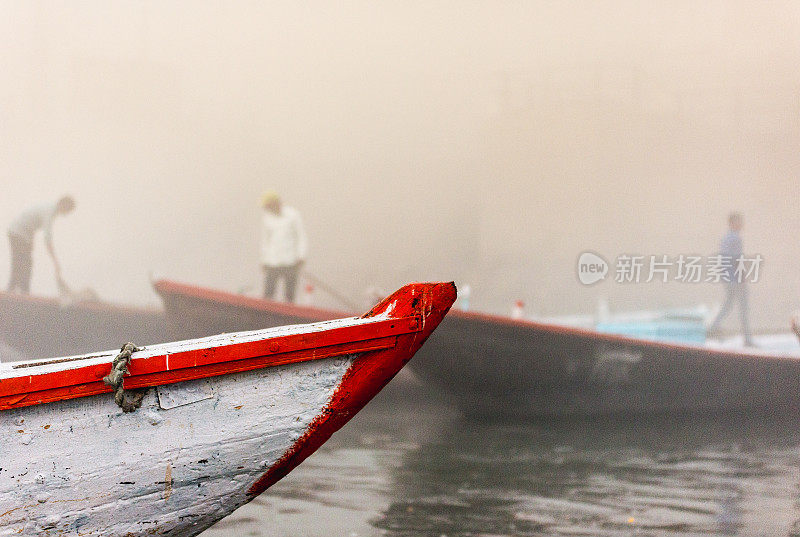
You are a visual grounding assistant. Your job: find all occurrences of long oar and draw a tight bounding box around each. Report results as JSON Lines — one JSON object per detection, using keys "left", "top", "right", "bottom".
{"left": 301, "top": 271, "right": 360, "bottom": 312}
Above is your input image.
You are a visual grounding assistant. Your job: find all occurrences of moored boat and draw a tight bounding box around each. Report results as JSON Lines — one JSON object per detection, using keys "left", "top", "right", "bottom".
{"left": 153, "top": 279, "right": 800, "bottom": 418}
{"left": 0, "top": 282, "right": 455, "bottom": 536}
{"left": 412, "top": 309, "right": 800, "bottom": 417}
{"left": 0, "top": 290, "right": 169, "bottom": 360}
{"left": 153, "top": 279, "right": 349, "bottom": 340}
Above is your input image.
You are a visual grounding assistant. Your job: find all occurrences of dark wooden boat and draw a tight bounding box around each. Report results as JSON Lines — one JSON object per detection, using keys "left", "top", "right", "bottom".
{"left": 153, "top": 279, "right": 348, "bottom": 340}
{"left": 0, "top": 291, "right": 170, "bottom": 360}
{"left": 411, "top": 310, "right": 800, "bottom": 417}
{"left": 153, "top": 279, "right": 800, "bottom": 417}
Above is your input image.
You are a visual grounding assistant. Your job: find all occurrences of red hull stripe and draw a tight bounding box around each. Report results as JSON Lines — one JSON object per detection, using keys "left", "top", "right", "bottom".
{"left": 0, "top": 337, "right": 397, "bottom": 412}
{"left": 0, "top": 315, "right": 421, "bottom": 410}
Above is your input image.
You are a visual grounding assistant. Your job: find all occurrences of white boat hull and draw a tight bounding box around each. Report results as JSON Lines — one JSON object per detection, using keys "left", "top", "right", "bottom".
{"left": 0, "top": 281, "right": 457, "bottom": 536}
{"left": 2, "top": 355, "right": 354, "bottom": 536}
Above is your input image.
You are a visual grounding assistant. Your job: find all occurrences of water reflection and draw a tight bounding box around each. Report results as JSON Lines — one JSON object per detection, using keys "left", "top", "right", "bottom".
{"left": 372, "top": 412, "right": 800, "bottom": 537}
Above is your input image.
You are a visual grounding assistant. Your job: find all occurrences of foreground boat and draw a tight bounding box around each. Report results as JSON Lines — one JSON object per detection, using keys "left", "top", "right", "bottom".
{"left": 154, "top": 280, "right": 800, "bottom": 417}
{"left": 0, "top": 282, "right": 455, "bottom": 536}
{"left": 0, "top": 290, "right": 169, "bottom": 360}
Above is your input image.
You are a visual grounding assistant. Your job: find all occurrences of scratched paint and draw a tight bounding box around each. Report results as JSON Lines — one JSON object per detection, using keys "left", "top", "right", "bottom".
{"left": 0, "top": 355, "right": 354, "bottom": 536}
{"left": 0, "top": 282, "right": 457, "bottom": 537}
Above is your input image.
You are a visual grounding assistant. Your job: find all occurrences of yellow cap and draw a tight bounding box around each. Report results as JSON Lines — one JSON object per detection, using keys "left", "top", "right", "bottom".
{"left": 260, "top": 191, "right": 279, "bottom": 207}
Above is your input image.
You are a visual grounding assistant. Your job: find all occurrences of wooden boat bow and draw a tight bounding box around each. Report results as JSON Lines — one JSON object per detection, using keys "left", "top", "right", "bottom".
{"left": 0, "top": 282, "right": 455, "bottom": 537}
{"left": 0, "top": 282, "right": 455, "bottom": 413}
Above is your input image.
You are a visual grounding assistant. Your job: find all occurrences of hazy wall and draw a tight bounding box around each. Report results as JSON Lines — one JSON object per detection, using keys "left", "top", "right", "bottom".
{"left": 1, "top": 1, "right": 798, "bottom": 330}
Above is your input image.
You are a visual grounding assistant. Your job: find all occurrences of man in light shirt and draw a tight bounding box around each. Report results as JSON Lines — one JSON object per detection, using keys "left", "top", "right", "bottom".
{"left": 7, "top": 196, "right": 75, "bottom": 294}
{"left": 260, "top": 192, "right": 307, "bottom": 303}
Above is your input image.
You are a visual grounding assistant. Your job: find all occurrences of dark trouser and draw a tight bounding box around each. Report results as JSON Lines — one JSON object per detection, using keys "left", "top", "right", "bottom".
{"left": 709, "top": 282, "right": 753, "bottom": 345}
{"left": 7, "top": 233, "right": 33, "bottom": 293}
{"left": 263, "top": 264, "right": 300, "bottom": 303}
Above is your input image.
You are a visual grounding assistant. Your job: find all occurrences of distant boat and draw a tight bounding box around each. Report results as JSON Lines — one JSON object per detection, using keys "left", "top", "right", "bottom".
{"left": 0, "top": 282, "right": 455, "bottom": 536}
{"left": 535, "top": 302, "right": 710, "bottom": 344}
{"left": 0, "top": 290, "right": 169, "bottom": 359}
{"left": 153, "top": 279, "right": 350, "bottom": 341}
{"left": 154, "top": 280, "right": 800, "bottom": 418}
{"left": 410, "top": 309, "right": 800, "bottom": 417}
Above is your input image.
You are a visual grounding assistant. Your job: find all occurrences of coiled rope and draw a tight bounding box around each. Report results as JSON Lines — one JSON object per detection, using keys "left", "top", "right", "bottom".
{"left": 103, "top": 342, "right": 146, "bottom": 413}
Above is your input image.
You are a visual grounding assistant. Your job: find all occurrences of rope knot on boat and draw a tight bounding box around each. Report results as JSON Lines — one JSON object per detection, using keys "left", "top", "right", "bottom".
{"left": 103, "top": 342, "right": 146, "bottom": 413}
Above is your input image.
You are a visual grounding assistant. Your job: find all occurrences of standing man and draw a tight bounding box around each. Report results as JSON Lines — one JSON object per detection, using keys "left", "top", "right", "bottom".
{"left": 7, "top": 196, "right": 75, "bottom": 294}
{"left": 708, "top": 212, "right": 754, "bottom": 346}
{"left": 260, "top": 191, "right": 307, "bottom": 303}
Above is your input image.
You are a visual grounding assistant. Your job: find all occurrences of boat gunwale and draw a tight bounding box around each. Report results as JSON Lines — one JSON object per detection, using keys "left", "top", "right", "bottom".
{"left": 445, "top": 309, "right": 800, "bottom": 361}
{"left": 0, "top": 313, "right": 422, "bottom": 410}
{"left": 153, "top": 279, "right": 350, "bottom": 322}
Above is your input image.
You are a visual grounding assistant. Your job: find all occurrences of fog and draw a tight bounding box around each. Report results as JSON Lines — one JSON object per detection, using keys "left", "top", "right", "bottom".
{"left": 1, "top": 1, "right": 799, "bottom": 330}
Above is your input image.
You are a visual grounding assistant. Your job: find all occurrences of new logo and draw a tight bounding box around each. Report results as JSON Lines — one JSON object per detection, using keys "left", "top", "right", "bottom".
{"left": 577, "top": 251, "right": 608, "bottom": 285}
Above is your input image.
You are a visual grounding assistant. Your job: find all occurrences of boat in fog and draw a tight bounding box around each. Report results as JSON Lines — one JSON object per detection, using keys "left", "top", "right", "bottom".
{"left": 0, "top": 290, "right": 169, "bottom": 360}
{"left": 0, "top": 282, "right": 455, "bottom": 537}
{"left": 410, "top": 308, "right": 800, "bottom": 417}
{"left": 153, "top": 279, "right": 800, "bottom": 418}
{"left": 153, "top": 279, "right": 350, "bottom": 340}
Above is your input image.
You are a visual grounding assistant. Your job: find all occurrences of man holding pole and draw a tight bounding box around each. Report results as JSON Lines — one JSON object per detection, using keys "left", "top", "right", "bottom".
{"left": 259, "top": 191, "right": 307, "bottom": 303}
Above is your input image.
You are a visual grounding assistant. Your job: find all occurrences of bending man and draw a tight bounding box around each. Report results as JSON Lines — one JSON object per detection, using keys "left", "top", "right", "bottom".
{"left": 7, "top": 196, "right": 75, "bottom": 294}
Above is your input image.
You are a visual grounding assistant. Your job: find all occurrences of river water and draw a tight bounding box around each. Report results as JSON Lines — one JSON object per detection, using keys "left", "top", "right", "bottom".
{"left": 200, "top": 383, "right": 800, "bottom": 537}
{"left": 4, "top": 344, "right": 799, "bottom": 537}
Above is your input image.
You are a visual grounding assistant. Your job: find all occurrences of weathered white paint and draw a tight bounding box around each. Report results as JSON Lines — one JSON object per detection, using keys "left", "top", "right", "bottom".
{"left": 157, "top": 381, "right": 215, "bottom": 410}
{"left": 1, "top": 347, "right": 356, "bottom": 536}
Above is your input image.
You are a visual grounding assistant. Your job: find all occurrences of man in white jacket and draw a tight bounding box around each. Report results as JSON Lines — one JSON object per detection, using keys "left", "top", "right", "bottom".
{"left": 260, "top": 192, "right": 307, "bottom": 303}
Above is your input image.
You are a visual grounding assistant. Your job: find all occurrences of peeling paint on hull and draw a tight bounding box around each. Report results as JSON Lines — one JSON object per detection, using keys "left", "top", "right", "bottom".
{"left": 0, "top": 282, "right": 457, "bottom": 537}
{"left": 1, "top": 358, "right": 352, "bottom": 536}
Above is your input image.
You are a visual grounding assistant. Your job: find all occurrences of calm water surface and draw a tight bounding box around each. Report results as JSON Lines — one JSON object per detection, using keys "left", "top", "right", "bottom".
{"left": 4, "top": 344, "right": 799, "bottom": 537}
{"left": 200, "top": 388, "right": 800, "bottom": 537}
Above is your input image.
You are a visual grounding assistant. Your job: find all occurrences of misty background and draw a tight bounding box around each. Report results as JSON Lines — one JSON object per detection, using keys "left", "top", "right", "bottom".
{"left": 1, "top": 1, "right": 798, "bottom": 330}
